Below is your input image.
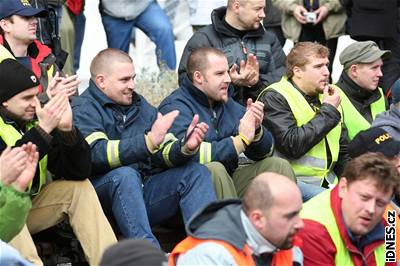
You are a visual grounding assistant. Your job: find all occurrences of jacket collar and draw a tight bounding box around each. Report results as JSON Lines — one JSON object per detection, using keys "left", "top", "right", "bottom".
{"left": 87, "top": 79, "right": 142, "bottom": 111}
{"left": 211, "top": 6, "right": 265, "bottom": 38}
{"left": 330, "top": 186, "right": 385, "bottom": 253}
{"left": 0, "top": 35, "right": 51, "bottom": 61}
{"left": 337, "top": 71, "right": 381, "bottom": 104}
{"left": 181, "top": 75, "right": 224, "bottom": 109}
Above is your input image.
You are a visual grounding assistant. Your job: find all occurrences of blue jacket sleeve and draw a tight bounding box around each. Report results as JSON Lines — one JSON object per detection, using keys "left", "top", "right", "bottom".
{"left": 244, "top": 127, "right": 274, "bottom": 161}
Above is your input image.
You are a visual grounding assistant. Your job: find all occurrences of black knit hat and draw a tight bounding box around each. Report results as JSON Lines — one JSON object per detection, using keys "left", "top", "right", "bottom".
{"left": 0, "top": 59, "right": 40, "bottom": 103}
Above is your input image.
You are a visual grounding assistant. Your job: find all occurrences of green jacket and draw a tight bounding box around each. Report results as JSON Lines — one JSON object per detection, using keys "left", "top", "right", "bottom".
{"left": 0, "top": 182, "right": 31, "bottom": 242}
{"left": 272, "top": 0, "right": 347, "bottom": 42}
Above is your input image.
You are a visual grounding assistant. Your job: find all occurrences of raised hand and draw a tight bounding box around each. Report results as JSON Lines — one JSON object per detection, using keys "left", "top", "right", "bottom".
{"left": 239, "top": 108, "right": 256, "bottom": 144}
{"left": 47, "top": 72, "right": 80, "bottom": 99}
{"left": 148, "top": 111, "right": 180, "bottom": 148}
{"left": 57, "top": 96, "right": 73, "bottom": 131}
{"left": 229, "top": 54, "right": 259, "bottom": 87}
{"left": 0, "top": 147, "right": 27, "bottom": 185}
{"left": 11, "top": 143, "right": 39, "bottom": 192}
{"left": 246, "top": 99, "right": 264, "bottom": 130}
{"left": 183, "top": 114, "right": 209, "bottom": 151}
{"left": 35, "top": 93, "right": 68, "bottom": 133}
{"left": 314, "top": 6, "right": 329, "bottom": 24}
{"left": 322, "top": 85, "right": 341, "bottom": 108}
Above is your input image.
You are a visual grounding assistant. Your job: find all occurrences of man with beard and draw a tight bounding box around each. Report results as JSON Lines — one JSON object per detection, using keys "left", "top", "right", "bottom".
{"left": 299, "top": 152, "right": 400, "bottom": 265}
{"left": 159, "top": 47, "right": 294, "bottom": 199}
{"left": 178, "top": 0, "right": 286, "bottom": 106}
{"left": 258, "top": 42, "right": 349, "bottom": 201}
{"left": 169, "top": 172, "right": 304, "bottom": 266}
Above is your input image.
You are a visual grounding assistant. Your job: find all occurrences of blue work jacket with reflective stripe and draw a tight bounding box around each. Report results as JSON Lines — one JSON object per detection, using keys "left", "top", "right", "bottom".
{"left": 158, "top": 75, "right": 274, "bottom": 174}
{"left": 72, "top": 80, "right": 194, "bottom": 177}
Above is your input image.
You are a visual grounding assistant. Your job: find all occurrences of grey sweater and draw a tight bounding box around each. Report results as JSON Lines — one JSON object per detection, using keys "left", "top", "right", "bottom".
{"left": 100, "top": 0, "right": 153, "bottom": 20}
{"left": 371, "top": 104, "right": 400, "bottom": 140}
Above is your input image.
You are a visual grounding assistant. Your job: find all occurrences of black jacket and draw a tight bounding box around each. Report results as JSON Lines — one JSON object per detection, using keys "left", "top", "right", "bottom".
{"left": 0, "top": 109, "right": 91, "bottom": 194}
{"left": 258, "top": 81, "right": 350, "bottom": 176}
{"left": 178, "top": 6, "right": 286, "bottom": 105}
{"left": 336, "top": 72, "right": 387, "bottom": 123}
{"left": 342, "top": 0, "right": 400, "bottom": 38}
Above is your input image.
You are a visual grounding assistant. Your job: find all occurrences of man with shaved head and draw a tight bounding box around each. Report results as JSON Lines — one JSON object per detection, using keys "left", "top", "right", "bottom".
{"left": 72, "top": 48, "right": 216, "bottom": 248}
{"left": 178, "top": 0, "right": 286, "bottom": 106}
{"left": 169, "top": 172, "right": 304, "bottom": 265}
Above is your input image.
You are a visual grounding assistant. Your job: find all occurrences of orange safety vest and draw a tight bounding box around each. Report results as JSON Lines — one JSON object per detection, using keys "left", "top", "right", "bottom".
{"left": 169, "top": 236, "right": 295, "bottom": 266}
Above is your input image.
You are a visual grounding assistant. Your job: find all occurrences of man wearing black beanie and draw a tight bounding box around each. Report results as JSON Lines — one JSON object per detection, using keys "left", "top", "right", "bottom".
{"left": 0, "top": 59, "right": 117, "bottom": 265}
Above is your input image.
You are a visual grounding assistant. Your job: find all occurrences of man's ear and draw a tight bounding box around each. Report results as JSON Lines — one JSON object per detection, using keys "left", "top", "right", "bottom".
{"left": 293, "top": 66, "right": 303, "bottom": 79}
{"left": 193, "top": 70, "right": 203, "bottom": 85}
{"left": 2, "top": 101, "right": 8, "bottom": 108}
{"left": 348, "top": 64, "right": 358, "bottom": 79}
{"left": 248, "top": 209, "right": 265, "bottom": 231}
{"left": 338, "top": 177, "right": 348, "bottom": 199}
{"left": 95, "top": 75, "right": 106, "bottom": 90}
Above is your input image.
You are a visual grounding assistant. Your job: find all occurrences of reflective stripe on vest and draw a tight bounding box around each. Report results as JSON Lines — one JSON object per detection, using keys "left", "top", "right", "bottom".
{"left": 0, "top": 117, "right": 48, "bottom": 195}
{"left": 259, "top": 77, "right": 341, "bottom": 185}
{"left": 169, "top": 236, "right": 294, "bottom": 266}
{"left": 301, "top": 190, "right": 385, "bottom": 266}
{"left": 334, "top": 85, "right": 385, "bottom": 140}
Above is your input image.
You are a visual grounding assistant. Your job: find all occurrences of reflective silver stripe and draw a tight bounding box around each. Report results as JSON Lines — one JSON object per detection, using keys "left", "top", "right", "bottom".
{"left": 85, "top": 132, "right": 109, "bottom": 145}
{"left": 326, "top": 171, "right": 336, "bottom": 185}
{"left": 297, "top": 176, "right": 322, "bottom": 186}
{"left": 107, "top": 140, "right": 121, "bottom": 168}
{"left": 292, "top": 155, "right": 326, "bottom": 169}
{"left": 199, "top": 142, "right": 212, "bottom": 164}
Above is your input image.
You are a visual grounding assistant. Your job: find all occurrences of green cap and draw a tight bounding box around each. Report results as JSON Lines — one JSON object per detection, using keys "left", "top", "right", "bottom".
{"left": 339, "top": 41, "right": 391, "bottom": 70}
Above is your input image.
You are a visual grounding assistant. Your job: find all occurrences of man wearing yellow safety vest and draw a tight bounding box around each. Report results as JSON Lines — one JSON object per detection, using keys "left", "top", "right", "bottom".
{"left": 0, "top": 59, "right": 117, "bottom": 265}
{"left": 258, "top": 42, "right": 349, "bottom": 201}
{"left": 169, "top": 172, "right": 304, "bottom": 266}
{"left": 348, "top": 127, "right": 400, "bottom": 264}
{"left": 72, "top": 48, "right": 217, "bottom": 249}
{"left": 299, "top": 153, "right": 400, "bottom": 266}
{"left": 0, "top": 0, "right": 79, "bottom": 103}
{"left": 334, "top": 40, "right": 390, "bottom": 140}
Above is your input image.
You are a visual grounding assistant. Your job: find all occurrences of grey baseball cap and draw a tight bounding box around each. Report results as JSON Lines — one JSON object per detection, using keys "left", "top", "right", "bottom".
{"left": 339, "top": 41, "right": 391, "bottom": 70}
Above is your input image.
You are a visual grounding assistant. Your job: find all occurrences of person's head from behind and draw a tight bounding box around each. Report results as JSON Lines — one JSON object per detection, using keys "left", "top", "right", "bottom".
{"left": 90, "top": 48, "right": 136, "bottom": 106}
{"left": 0, "top": 0, "right": 47, "bottom": 44}
{"left": 0, "top": 58, "right": 40, "bottom": 122}
{"left": 286, "top": 42, "right": 330, "bottom": 96}
{"left": 340, "top": 41, "right": 391, "bottom": 91}
{"left": 242, "top": 172, "right": 303, "bottom": 249}
{"left": 187, "top": 47, "right": 231, "bottom": 105}
{"left": 339, "top": 153, "right": 400, "bottom": 238}
{"left": 226, "top": 0, "right": 265, "bottom": 31}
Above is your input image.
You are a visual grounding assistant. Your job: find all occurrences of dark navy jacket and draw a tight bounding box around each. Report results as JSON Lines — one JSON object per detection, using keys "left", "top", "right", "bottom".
{"left": 158, "top": 76, "right": 274, "bottom": 174}
{"left": 72, "top": 80, "right": 193, "bottom": 177}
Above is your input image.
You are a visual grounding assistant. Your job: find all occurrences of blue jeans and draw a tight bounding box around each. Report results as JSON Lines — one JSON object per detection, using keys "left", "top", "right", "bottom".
{"left": 298, "top": 181, "right": 326, "bottom": 202}
{"left": 91, "top": 162, "right": 215, "bottom": 247}
{"left": 101, "top": 1, "right": 176, "bottom": 70}
{"left": 73, "top": 11, "right": 86, "bottom": 72}
{"left": 0, "top": 240, "right": 32, "bottom": 266}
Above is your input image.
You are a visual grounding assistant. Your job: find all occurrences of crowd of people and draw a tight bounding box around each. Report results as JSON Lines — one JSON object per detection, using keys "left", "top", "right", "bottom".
{"left": 1, "top": 0, "right": 400, "bottom": 265}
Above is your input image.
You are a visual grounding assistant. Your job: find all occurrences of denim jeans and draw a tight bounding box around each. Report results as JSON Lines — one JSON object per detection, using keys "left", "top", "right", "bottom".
{"left": 101, "top": 1, "right": 176, "bottom": 70}
{"left": 298, "top": 181, "right": 326, "bottom": 202}
{"left": 0, "top": 240, "right": 32, "bottom": 266}
{"left": 91, "top": 162, "right": 216, "bottom": 248}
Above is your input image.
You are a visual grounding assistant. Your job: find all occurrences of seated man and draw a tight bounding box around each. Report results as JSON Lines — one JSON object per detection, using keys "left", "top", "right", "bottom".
{"left": 0, "top": 59, "right": 116, "bottom": 265}
{"left": 169, "top": 172, "right": 304, "bottom": 265}
{"left": 334, "top": 41, "right": 390, "bottom": 140}
{"left": 159, "top": 47, "right": 294, "bottom": 199}
{"left": 372, "top": 79, "right": 400, "bottom": 139}
{"left": 258, "top": 42, "right": 349, "bottom": 200}
{"left": 178, "top": 0, "right": 286, "bottom": 105}
{"left": 0, "top": 0, "right": 79, "bottom": 102}
{"left": 72, "top": 48, "right": 216, "bottom": 248}
{"left": 299, "top": 153, "right": 400, "bottom": 265}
